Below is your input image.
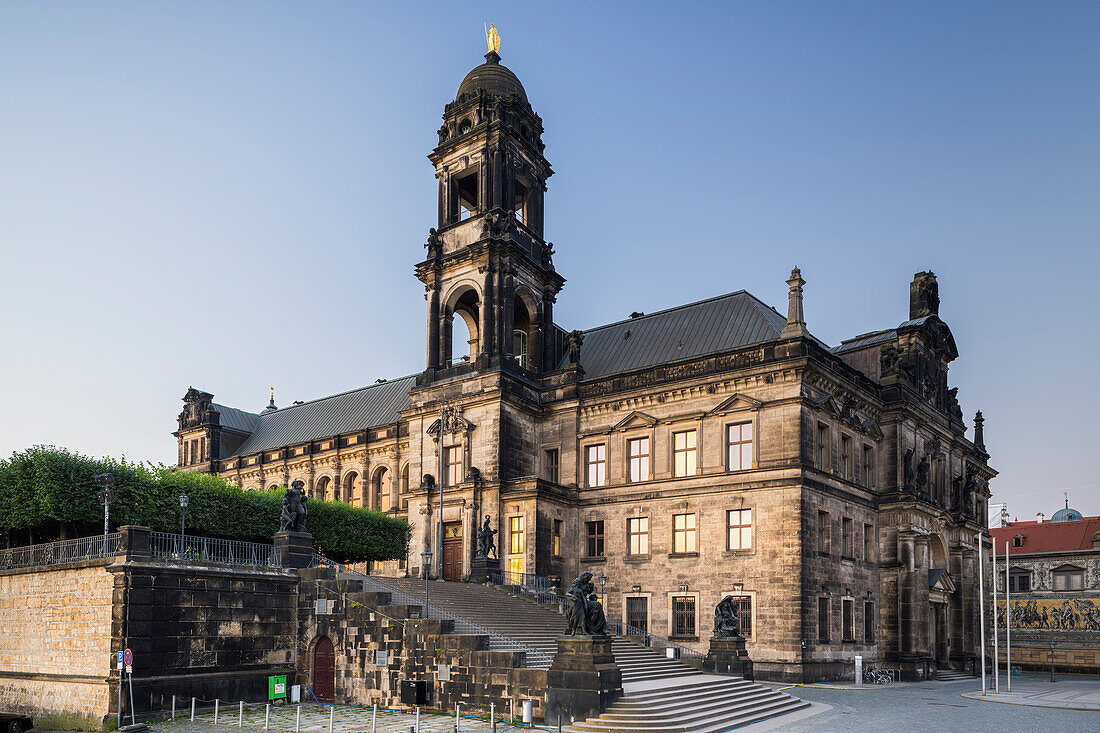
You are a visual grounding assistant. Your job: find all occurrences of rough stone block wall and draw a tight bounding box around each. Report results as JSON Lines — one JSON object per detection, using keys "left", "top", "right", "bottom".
{"left": 0, "top": 562, "right": 115, "bottom": 729}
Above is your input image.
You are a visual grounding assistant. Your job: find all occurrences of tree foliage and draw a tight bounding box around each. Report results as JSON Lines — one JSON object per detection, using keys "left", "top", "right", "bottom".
{"left": 0, "top": 446, "right": 408, "bottom": 563}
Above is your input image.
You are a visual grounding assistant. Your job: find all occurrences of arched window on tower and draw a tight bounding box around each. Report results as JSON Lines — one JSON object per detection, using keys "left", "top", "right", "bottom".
{"left": 456, "top": 168, "right": 479, "bottom": 221}
{"left": 343, "top": 472, "right": 360, "bottom": 507}
{"left": 512, "top": 296, "right": 533, "bottom": 370}
{"left": 448, "top": 288, "right": 480, "bottom": 365}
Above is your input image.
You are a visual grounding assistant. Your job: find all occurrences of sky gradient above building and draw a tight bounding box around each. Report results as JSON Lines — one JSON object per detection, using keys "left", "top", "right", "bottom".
{"left": 1, "top": 1, "right": 1097, "bottom": 519}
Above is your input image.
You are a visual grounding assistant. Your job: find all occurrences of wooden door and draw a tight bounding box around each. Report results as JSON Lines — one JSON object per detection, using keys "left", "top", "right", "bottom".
{"left": 442, "top": 522, "right": 463, "bottom": 581}
{"left": 312, "top": 636, "right": 335, "bottom": 702}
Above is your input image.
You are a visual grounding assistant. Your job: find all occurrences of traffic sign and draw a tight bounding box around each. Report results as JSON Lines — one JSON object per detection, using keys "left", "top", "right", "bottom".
{"left": 116, "top": 651, "right": 124, "bottom": 670}
{"left": 123, "top": 649, "right": 132, "bottom": 667}
{"left": 125, "top": 665, "right": 132, "bottom": 674}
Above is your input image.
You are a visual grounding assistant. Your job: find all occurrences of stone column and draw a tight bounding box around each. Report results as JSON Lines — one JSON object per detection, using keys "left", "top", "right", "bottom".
{"left": 441, "top": 312, "right": 454, "bottom": 367}
{"left": 480, "top": 264, "right": 495, "bottom": 357}
{"left": 427, "top": 287, "right": 441, "bottom": 370}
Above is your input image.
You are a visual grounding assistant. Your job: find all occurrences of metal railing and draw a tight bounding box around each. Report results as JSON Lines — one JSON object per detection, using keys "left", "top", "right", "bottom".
{"left": 0, "top": 533, "right": 122, "bottom": 570}
{"left": 311, "top": 554, "right": 553, "bottom": 667}
{"left": 150, "top": 532, "right": 281, "bottom": 568}
{"left": 487, "top": 569, "right": 556, "bottom": 592}
{"left": 606, "top": 616, "right": 706, "bottom": 662}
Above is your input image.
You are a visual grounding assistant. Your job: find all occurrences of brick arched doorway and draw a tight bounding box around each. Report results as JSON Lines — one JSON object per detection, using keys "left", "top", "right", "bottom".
{"left": 312, "top": 636, "right": 335, "bottom": 702}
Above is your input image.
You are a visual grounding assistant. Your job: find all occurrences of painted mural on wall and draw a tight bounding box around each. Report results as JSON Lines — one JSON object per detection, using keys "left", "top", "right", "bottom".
{"left": 995, "top": 597, "right": 1100, "bottom": 631}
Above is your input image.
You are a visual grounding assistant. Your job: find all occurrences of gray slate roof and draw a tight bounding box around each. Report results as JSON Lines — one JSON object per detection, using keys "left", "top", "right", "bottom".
{"left": 228, "top": 375, "right": 416, "bottom": 457}
{"left": 833, "top": 328, "right": 896, "bottom": 354}
{"left": 213, "top": 404, "right": 262, "bottom": 434}
{"left": 570, "top": 290, "right": 788, "bottom": 380}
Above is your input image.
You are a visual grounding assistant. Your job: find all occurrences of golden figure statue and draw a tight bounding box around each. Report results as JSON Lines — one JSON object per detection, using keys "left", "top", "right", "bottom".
{"left": 485, "top": 23, "right": 500, "bottom": 54}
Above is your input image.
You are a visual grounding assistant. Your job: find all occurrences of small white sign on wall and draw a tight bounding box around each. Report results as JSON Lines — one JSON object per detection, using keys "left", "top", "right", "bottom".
{"left": 437, "top": 663, "right": 451, "bottom": 681}
{"left": 376, "top": 650, "right": 388, "bottom": 667}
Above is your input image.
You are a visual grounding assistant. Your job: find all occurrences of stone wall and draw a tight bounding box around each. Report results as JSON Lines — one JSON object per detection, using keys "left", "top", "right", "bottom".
{"left": 0, "top": 561, "right": 114, "bottom": 729}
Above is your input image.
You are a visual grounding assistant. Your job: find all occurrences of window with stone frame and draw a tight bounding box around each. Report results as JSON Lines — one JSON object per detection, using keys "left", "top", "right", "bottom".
{"left": 444, "top": 445, "right": 463, "bottom": 487}
{"left": 842, "top": 598, "right": 854, "bottom": 641}
{"left": 1009, "top": 571, "right": 1031, "bottom": 593}
{"left": 727, "top": 422, "right": 754, "bottom": 471}
{"left": 727, "top": 509, "right": 752, "bottom": 550}
{"left": 544, "top": 448, "right": 559, "bottom": 483}
{"left": 200, "top": 437, "right": 207, "bottom": 462}
{"left": 191, "top": 439, "right": 199, "bottom": 465}
{"left": 842, "top": 517, "right": 853, "bottom": 558}
{"left": 673, "top": 430, "right": 698, "bottom": 477}
{"left": 1053, "top": 565, "right": 1084, "bottom": 591}
{"left": 817, "top": 511, "right": 830, "bottom": 554}
{"left": 864, "top": 600, "right": 875, "bottom": 642}
{"left": 626, "top": 596, "right": 648, "bottom": 633}
{"left": 840, "top": 435, "right": 852, "bottom": 480}
{"left": 552, "top": 519, "right": 562, "bottom": 557}
{"left": 672, "top": 512, "right": 697, "bottom": 553}
{"left": 818, "top": 597, "right": 830, "bottom": 641}
{"left": 862, "top": 445, "right": 874, "bottom": 488}
{"left": 731, "top": 595, "right": 753, "bottom": 638}
{"left": 628, "top": 437, "right": 651, "bottom": 482}
{"left": 628, "top": 516, "right": 649, "bottom": 555}
{"left": 816, "top": 424, "right": 829, "bottom": 471}
{"left": 585, "top": 520, "right": 605, "bottom": 557}
{"left": 508, "top": 515, "right": 525, "bottom": 555}
{"left": 585, "top": 444, "right": 607, "bottom": 487}
{"left": 863, "top": 523, "right": 874, "bottom": 562}
{"left": 672, "top": 596, "right": 696, "bottom": 637}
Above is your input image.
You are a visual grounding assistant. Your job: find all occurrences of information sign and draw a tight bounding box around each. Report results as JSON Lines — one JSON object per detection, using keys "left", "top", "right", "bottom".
{"left": 116, "top": 651, "right": 124, "bottom": 670}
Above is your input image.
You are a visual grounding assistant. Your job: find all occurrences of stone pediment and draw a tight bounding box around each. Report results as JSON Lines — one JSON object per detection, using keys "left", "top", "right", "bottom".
{"left": 706, "top": 393, "right": 763, "bottom": 416}
{"left": 928, "top": 568, "right": 957, "bottom": 594}
{"left": 612, "top": 411, "right": 658, "bottom": 432}
{"left": 426, "top": 406, "right": 475, "bottom": 438}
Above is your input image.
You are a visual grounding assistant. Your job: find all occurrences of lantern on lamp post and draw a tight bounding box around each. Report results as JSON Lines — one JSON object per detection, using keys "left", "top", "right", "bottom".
{"left": 93, "top": 473, "right": 114, "bottom": 539}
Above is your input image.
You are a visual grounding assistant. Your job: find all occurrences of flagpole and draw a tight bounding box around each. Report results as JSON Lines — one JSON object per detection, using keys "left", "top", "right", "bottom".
{"left": 978, "top": 532, "right": 987, "bottom": 694}
{"left": 992, "top": 539, "right": 999, "bottom": 693}
{"left": 1006, "top": 539, "right": 1012, "bottom": 692}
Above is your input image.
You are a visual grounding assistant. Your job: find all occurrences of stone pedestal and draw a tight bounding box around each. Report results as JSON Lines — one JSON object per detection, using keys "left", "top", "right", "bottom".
{"left": 273, "top": 531, "right": 314, "bottom": 569}
{"left": 468, "top": 554, "right": 500, "bottom": 584}
{"left": 705, "top": 636, "right": 754, "bottom": 680}
{"left": 546, "top": 635, "right": 622, "bottom": 726}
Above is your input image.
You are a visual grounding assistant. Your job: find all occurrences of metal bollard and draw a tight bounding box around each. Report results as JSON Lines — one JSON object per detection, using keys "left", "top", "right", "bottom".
{"left": 295, "top": 704, "right": 301, "bottom": 733}
{"left": 490, "top": 703, "right": 495, "bottom": 733}
{"left": 239, "top": 701, "right": 244, "bottom": 727}
{"left": 329, "top": 705, "right": 334, "bottom": 733}
{"left": 172, "top": 695, "right": 176, "bottom": 720}
{"left": 558, "top": 713, "right": 562, "bottom": 733}
{"left": 371, "top": 703, "right": 376, "bottom": 733}
{"left": 455, "top": 702, "right": 461, "bottom": 731}
{"left": 191, "top": 697, "right": 196, "bottom": 722}
{"left": 415, "top": 706, "right": 420, "bottom": 732}
{"left": 265, "top": 704, "right": 270, "bottom": 730}
{"left": 214, "top": 699, "right": 220, "bottom": 725}
{"left": 509, "top": 699, "right": 514, "bottom": 724}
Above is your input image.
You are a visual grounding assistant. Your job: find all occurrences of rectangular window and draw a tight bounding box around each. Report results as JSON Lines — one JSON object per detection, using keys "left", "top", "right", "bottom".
{"left": 816, "top": 424, "right": 829, "bottom": 471}
{"left": 544, "top": 449, "right": 559, "bottom": 483}
{"left": 842, "top": 518, "right": 853, "bottom": 557}
{"left": 1054, "top": 569, "right": 1084, "bottom": 591}
{"left": 628, "top": 517, "right": 649, "bottom": 555}
{"left": 200, "top": 437, "right": 207, "bottom": 462}
{"left": 183, "top": 441, "right": 190, "bottom": 465}
{"left": 1009, "top": 573, "right": 1031, "bottom": 593}
{"left": 727, "top": 422, "right": 754, "bottom": 471}
{"left": 506, "top": 556, "right": 524, "bottom": 577}
{"left": 585, "top": 520, "right": 605, "bottom": 557}
{"left": 508, "top": 516, "right": 525, "bottom": 555}
{"left": 191, "top": 439, "right": 199, "bottom": 465}
{"left": 862, "top": 445, "right": 874, "bottom": 488}
{"left": 864, "top": 523, "right": 874, "bottom": 562}
{"left": 840, "top": 435, "right": 852, "bottom": 479}
{"left": 586, "top": 444, "right": 607, "bottom": 487}
{"left": 673, "top": 430, "right": 698, "bottom": 477}
{"left": 672, "top": 596, "right": 696, "bottom": 637}
{"left": 732, "top": 595, "right": 753, "bottom": 638}
{"left": 817, "top": 511, "right": 830, "bottom": 553}
{"left": 552, "top": 519, "right": 562, "bottom": 557}
{"left": 626, "top": 596, "right": 648, "bottom": 634}
{"left": 727, "top": 509, "right": 752, "bottom": 550}
{"left": 843, "top": 598, "right": 854, "bottom": 641}
{"left": 672, "top": 513, "right": 697, "bottom": 553}
{"left": 818, "top": 597, "right": 830, "bottom": 641}
{"left": 864, "top": 601, "right": 875, "bottom": 642}
{"left": 445, "top": 445, "right": 463, "bottom": 487}
{"left": 628, "top": 437, "right": 651, "bottom": 482}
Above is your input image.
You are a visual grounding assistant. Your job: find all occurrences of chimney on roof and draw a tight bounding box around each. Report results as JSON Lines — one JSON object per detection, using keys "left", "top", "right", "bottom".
{"left": 1036, "top": 512, "right": 1044, "bottom": 524}
{"left": 780, "top": 267, "right": 808, "bottom": 339}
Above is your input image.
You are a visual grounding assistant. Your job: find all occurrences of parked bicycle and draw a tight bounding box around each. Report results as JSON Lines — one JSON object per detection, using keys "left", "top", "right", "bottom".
{"left": 863, "top": 666, "right": 894, "bottom": 685}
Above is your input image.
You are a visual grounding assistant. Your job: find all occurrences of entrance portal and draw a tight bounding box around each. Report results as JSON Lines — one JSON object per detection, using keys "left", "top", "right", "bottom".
{"left": 312, "top": 636, "right": 335, "bottom": 702}
{"left": 442, "top": 521, "right": 463, "bottom": 581}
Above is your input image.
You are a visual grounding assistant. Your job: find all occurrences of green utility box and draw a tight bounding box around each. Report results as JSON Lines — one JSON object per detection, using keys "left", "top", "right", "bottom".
{"left": 268, "top": 675, "right": 287, "bottom": 701}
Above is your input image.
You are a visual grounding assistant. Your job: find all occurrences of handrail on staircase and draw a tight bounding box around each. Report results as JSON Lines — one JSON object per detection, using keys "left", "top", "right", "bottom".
{"left": 309, "top": 553, "right": 553, "bottom": 667}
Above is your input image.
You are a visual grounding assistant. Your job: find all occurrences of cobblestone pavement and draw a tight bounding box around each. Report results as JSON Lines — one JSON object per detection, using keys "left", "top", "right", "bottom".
{"left": 743, "top": 673, "right": 1100, "bottom": 733}
{"left": 146, "top": 702, "right": 550, "bottom": 733}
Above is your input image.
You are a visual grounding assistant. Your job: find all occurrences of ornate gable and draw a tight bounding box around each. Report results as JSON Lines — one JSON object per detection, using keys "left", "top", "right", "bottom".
{"left": 612, "top": 411, "right": 658, "bottom": 432}
{"left": 706, "top": 393, "right": 763, "bottom": 416}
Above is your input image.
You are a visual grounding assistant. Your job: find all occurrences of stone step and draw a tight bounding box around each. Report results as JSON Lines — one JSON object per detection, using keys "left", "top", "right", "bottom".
{"left": 565, "top": 697, "right": 809, "bottom": 733}
{"left": 597, "top": 687, "right": 782, "bottom": 721}
{"left": 615, "top": 679, "right": 754, "bottom": 705}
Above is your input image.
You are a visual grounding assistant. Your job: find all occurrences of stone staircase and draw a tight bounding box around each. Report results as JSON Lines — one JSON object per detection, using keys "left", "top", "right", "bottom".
{"left": 931, "top": 669, "right": 976, "bottom": 682}
{"left": 365, "top": 576, "right": 809, "bottom": 732}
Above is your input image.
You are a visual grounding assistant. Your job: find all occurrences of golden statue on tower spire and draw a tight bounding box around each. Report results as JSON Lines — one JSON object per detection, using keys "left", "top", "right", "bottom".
{"left": 485, "top": 23, "right": 500, "bottom": 54}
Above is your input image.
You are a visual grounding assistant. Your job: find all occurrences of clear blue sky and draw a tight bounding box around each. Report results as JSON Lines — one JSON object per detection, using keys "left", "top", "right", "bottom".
{"left": 1, "top": 2, "right": 1097, "bottom": 520}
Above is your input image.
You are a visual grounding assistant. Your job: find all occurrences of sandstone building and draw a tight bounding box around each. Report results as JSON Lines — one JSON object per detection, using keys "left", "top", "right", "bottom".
{"left": 174, "top": 45, "right": 996, "bottom": 681}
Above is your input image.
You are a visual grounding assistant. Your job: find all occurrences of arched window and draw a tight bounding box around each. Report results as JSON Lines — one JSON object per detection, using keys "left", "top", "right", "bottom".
{"left": 512, "top": 296, "right": 533, "bottom": 369}
{"left": 315, "top": 476, "right": 332, "bottom": 501}
{"left": 400, "top": 464, "right": 410, "bottom": 510}
{"left": 343, "top": 472, "right": 360, "bottom": 507}
{"left": 513, "top": 330, "right": 528, "bottom": 368}
{"left": 447, "top": 287, "right": 480, "bottom": 365}
{"left": 372, "top": 467, "right": 391, "bottom": 511}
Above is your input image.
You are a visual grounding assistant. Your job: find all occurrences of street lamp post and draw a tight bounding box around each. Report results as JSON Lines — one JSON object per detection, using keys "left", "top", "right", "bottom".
{"left": 1050, "top": 641, "right": 1056, "bottom": 683}
{"left": 421, "top": 549, "right": 433, "bottom": 612}
{"left": 179, "top": 494, "right": 189, "bottom": 536}
{"left": 404, "top": 530, "right": 412, "bottom": 578}
{"left": 93, "top": 474, "right": 115, "bottom": 539}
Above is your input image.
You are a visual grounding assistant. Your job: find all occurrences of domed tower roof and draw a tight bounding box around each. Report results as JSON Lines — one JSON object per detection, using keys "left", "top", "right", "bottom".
{"left": 1051, "top": 506, "right": 1084, "bottom": 523}
{"left": 456, "top": 51, "right": 527, "bottom": 103}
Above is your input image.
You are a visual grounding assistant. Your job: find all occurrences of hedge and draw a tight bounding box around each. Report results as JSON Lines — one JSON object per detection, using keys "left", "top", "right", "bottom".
{"left": 0, "top": 446, "right": 408, "bottom": 563}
